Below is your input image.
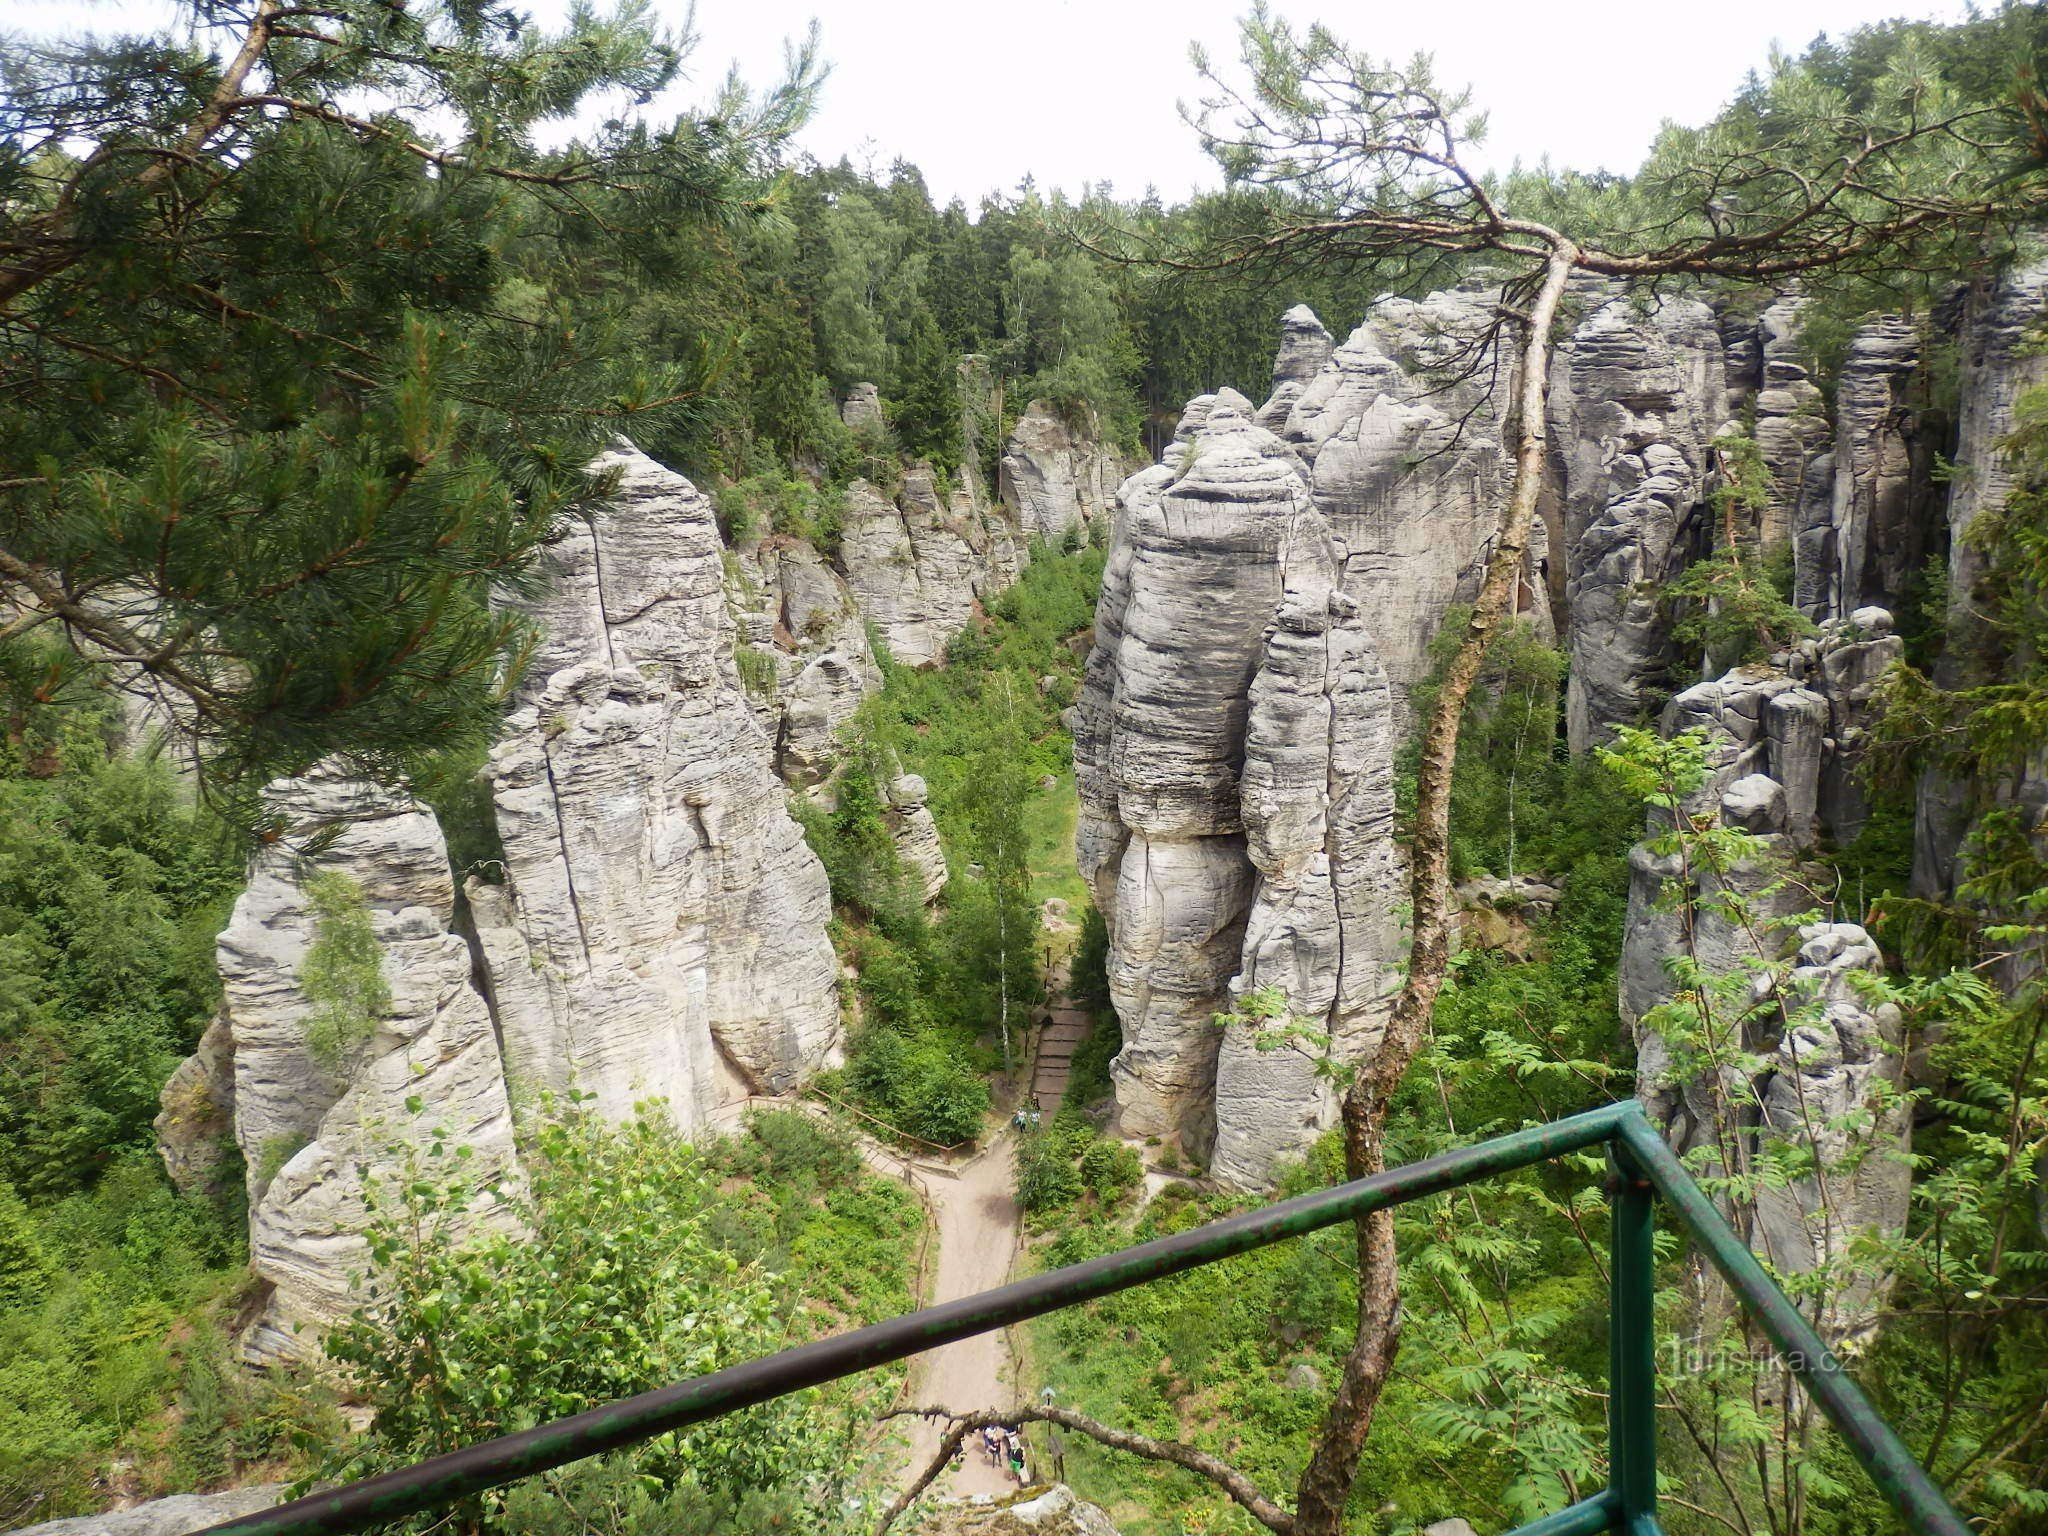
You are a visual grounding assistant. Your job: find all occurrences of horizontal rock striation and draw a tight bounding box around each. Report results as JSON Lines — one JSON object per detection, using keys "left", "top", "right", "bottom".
{"left": 215, "top": 767, "right": 522, "bottom": 1366}
{"left": 1273, "top": 284, "right": 1537, "bottom": 725}
{"left": 1077, "top": 389, "right": 1403, "bottom": 1183}
{"left": 1552, "top": 289, "right": 1730, "bottom": 753}
{"left": 1000, "top": 399, "right": 1132, "bottom": 544}
{"left": 1916, "top": 238, "right": 2048, "bottom": 905}
{"left": 175, "top": 443, "right": 850, "bottom": 1368}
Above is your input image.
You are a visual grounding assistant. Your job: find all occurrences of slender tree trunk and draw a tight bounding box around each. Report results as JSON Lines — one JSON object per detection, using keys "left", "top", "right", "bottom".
{"left": 1290, "top": 245, "right": 1577, "bottom": 1536}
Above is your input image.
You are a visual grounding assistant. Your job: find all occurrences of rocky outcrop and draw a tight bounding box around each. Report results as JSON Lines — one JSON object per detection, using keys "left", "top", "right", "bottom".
{"left": 841, "top": 382, "right": 885, "bottom": 431}
{"left": 1755, "top": 923, "right": 1913, "bottom": 1341}
{"left": 1552, "top": 289, "right": 1730, "bottom": 752}
{"left": 1749, "top": 293, "right": 1832, "bottom": 555}
{"left": 165, "top": 443, "right": 849, "bottom": 1368}
{"left": 1255, "top": 303, "right": 1336, "bottom": 431}
{"left": 1214, "top": 582, "right": 1402, "bottom": 1188}
{"left": 154, "top": 1013, "right": 236, "bottom": 1200}
{"left": 730, "top": 536, "right": 882, "bottom": 787}
{"left": 839, "top": 472, "right": 990, "bottom": 668}
{"left": 215, "top": 768, "right": 522, "bottom": 1366}
{"left": 1825, "top": 319, "right": 1931, "bottom": 621}
{"left": 1621, "top": 629, "right": 1911, "bottom": 1341}
{"left": 912, "top": 1485, "right": 1120, "bottom": 1536}
{"left": 12, "top": 1484, "right": 289, "bottom": 1535}
{"left": 1273, "top": 284, "right": 1539, "bottom": 724}
{"left": 1076, "top": 390, "right": 1403, "bottom": 1181}
{"left": 888, "top": 773, "right": 949, "bottom": 904}
{"left": 1916, "top": 239, "right": 2048, "bottom": 901}
{"left": 999, "top": 400, "right": 1129, "bottom": 544}
{"left": 472, "top": 443, "right": 841, "bottom": 1125}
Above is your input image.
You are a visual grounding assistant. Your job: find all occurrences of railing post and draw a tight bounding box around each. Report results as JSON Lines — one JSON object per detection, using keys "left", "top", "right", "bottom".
{"left": 1609, "top": 1137, "right": 1659, "bottom": 1535}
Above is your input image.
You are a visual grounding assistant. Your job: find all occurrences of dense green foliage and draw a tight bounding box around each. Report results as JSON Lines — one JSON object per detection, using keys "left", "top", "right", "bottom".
{"left": 9, "top": 2, "right": 2048, "bottom": 1532}
{"left": 0, "top": 1156, "right": 307, "bottom": 1528}
{"left": 0, "top": 0, "right": 825, "bottom": 793}
{"left": 321, "top": 1101, "right": 905, "bottom": 1535}
{"left": 802, "top": 543, "right": 1104, "bottom": 1144}
{"left": 0, "top": 722, "right": 239, "bottom": 1200}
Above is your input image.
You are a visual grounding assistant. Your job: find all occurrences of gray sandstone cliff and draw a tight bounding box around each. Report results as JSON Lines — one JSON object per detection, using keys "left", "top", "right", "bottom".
{"left": 1551, "top": 288, "right": 1730, "bottom": 753}
{"left": 178, "top": 445, "right": 848, "bottom": 1367}
{"left": 472, "top": 443, "right": 841, "bottom": 1123}
{"left": 1075, "top": 388, "right": 1403, "bottom": 1183}
{"left": 1915, "top": 239, "right": 2048, "bottom": 903}
{"left": 1000, "top": 399, "right": 1131, "bottom": 543}
{"left": 1621, "top": 622, "right": 1912, "bottom": 1341}
{"left": 1273, "top": 283, "right": 1540, "bottom": 725}
{"left": 215, "top": 767, "right": 523, "bottom": 1366}
{"left": 730, "top": 535, "right": 882, "bottom": 788}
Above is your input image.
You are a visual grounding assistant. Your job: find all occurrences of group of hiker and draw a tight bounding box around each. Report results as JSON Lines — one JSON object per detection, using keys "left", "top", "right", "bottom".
{"left": 1010, "top": 1107, "right": 1042, "bottom": 1131}
{"left": 978, "top": 1424, "right": 1030, "bottom": 1484}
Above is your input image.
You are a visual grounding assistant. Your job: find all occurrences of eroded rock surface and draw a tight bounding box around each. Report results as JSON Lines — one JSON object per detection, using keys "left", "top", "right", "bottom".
{"left": 1000, "top": 400, "right": 1130, "bottom": 543}
{"left": 1552, "top": 289, "right": 1729, "bottom": 752}
{"left": 888, "top": 773, "right": 949, "bottom": 904}
{"left": 1621, "top": 633, "right": 1911, "bottom": 1341}
{"left": 12, "top": 1483, "right": 289, "bottom": 1535}
{"left": 215, "top": 768, "right": 522, "bottom": 1366}
{"left": 730, "top": 536, "right": 882, "bottom": 787}
{"left": 839, "top": 471, "right": 996, "bottom": 668}
{"left": 473, "top": 443, "right": 841, "bottom": 1123}
{"left": 155, "top": 1013, "right": 236, "bottom": 1200}
{"left": 1916, "top": 238, "right": 2048, "bottom": 902}
{"left": 1274, "top": 285, "right": 1538, "bottom": 724}
{"left": 912, "top": 1485, "right": 1121, "bottom": 1536}
{"left": 1076, "top": 390, "right": 1403, "bottom": 1181}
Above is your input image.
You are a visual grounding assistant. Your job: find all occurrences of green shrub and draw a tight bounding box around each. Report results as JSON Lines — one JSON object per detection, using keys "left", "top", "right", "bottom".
{"left": 301, "top": 872, "right": 389, "bottom": 1073}
{"left": 1014, "top": 1127, "right": 1084, "bottom": 1213}
{"left": 1079, "top": 1138, "right": 1142, "bottom": 1203}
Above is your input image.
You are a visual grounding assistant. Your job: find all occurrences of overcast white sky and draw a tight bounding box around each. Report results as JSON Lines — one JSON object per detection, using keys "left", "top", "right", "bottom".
{"left": 1, "top": 0, "right": 1978, "bottom": 206}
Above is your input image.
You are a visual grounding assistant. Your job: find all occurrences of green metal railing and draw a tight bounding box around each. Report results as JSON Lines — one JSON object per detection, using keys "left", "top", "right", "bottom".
{"left": 197, "top": 1100, "right": 1968, "bottom": 1536}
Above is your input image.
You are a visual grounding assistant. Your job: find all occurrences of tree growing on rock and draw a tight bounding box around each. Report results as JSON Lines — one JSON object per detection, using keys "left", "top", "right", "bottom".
{"left": 891, "top": 9, "right": 2048, "bottom": 1532}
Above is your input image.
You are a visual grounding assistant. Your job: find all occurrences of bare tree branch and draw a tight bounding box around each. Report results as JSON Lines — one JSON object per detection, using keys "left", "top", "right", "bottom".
{"left": 876, "top": 1405, "right": 1296, "bottom": 1536}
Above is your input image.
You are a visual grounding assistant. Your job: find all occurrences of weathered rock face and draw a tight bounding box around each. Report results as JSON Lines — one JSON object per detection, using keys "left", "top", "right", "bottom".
{"left": 1076, "top": 390, "right": 1403, "bottom": 1181}
{"left": 839, "top": 472, "right": 989, "bottom": 668}
{"left": 841, "top": 381, "right": 885, "bottom": 431}
{"left": 1274, "top": 285, "right": 1538, "bottom": 724}
{"left": 1551, "top": 289, "right": 1730, "bottom": 753}
{"left": 12, "top": 1483, "right": 289, "bottom": 1536}
{"left": 1916, "top": 239, "right": 2048, "bottom": 902}
{"left": 1255, "top": 303, "right": 1336, "bottom": 432}
{"left": 730, "top": 536, "right": 882, "bottom": 787}
{"left": 1749, "top": 293, "right": 1832, "bottom": 556}
{"left": 1825, "top": 319, "right": 1932, "bottom": 622}
{"left": 472, "top": 443, "right": 841, "bottom": 1123}
{"left": 1621, "top": 633, "right": 1911, "bottom": 1341}
{"left": 1214, "top": 582, "right": 1401, "bottom": 1188}
{"left": 888, "top": 773, "right": 949, "bottom": 904}
{"left": 169, "top": 443, "right": 849, "bottom": 1368}
{"left": 154, "top": 1012, "right": 236, "bottom": 1200}
{"left": 215, "top": 767, "right": 522, "bottom": 1366}
{"left": 911, "top": 1485, "right": 1121, "bottom": 1536}
{"left": 999, "top": 399, "right": 1130, "bottom": 543}
{"left": 1756, "top": 923, "right": 1914, "bottom": 1340}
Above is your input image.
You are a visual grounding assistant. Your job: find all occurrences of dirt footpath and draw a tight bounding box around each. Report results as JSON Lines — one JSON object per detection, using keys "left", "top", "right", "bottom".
{"left": 897, "top": 1133, "right": 1025, "bottom": 1498}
